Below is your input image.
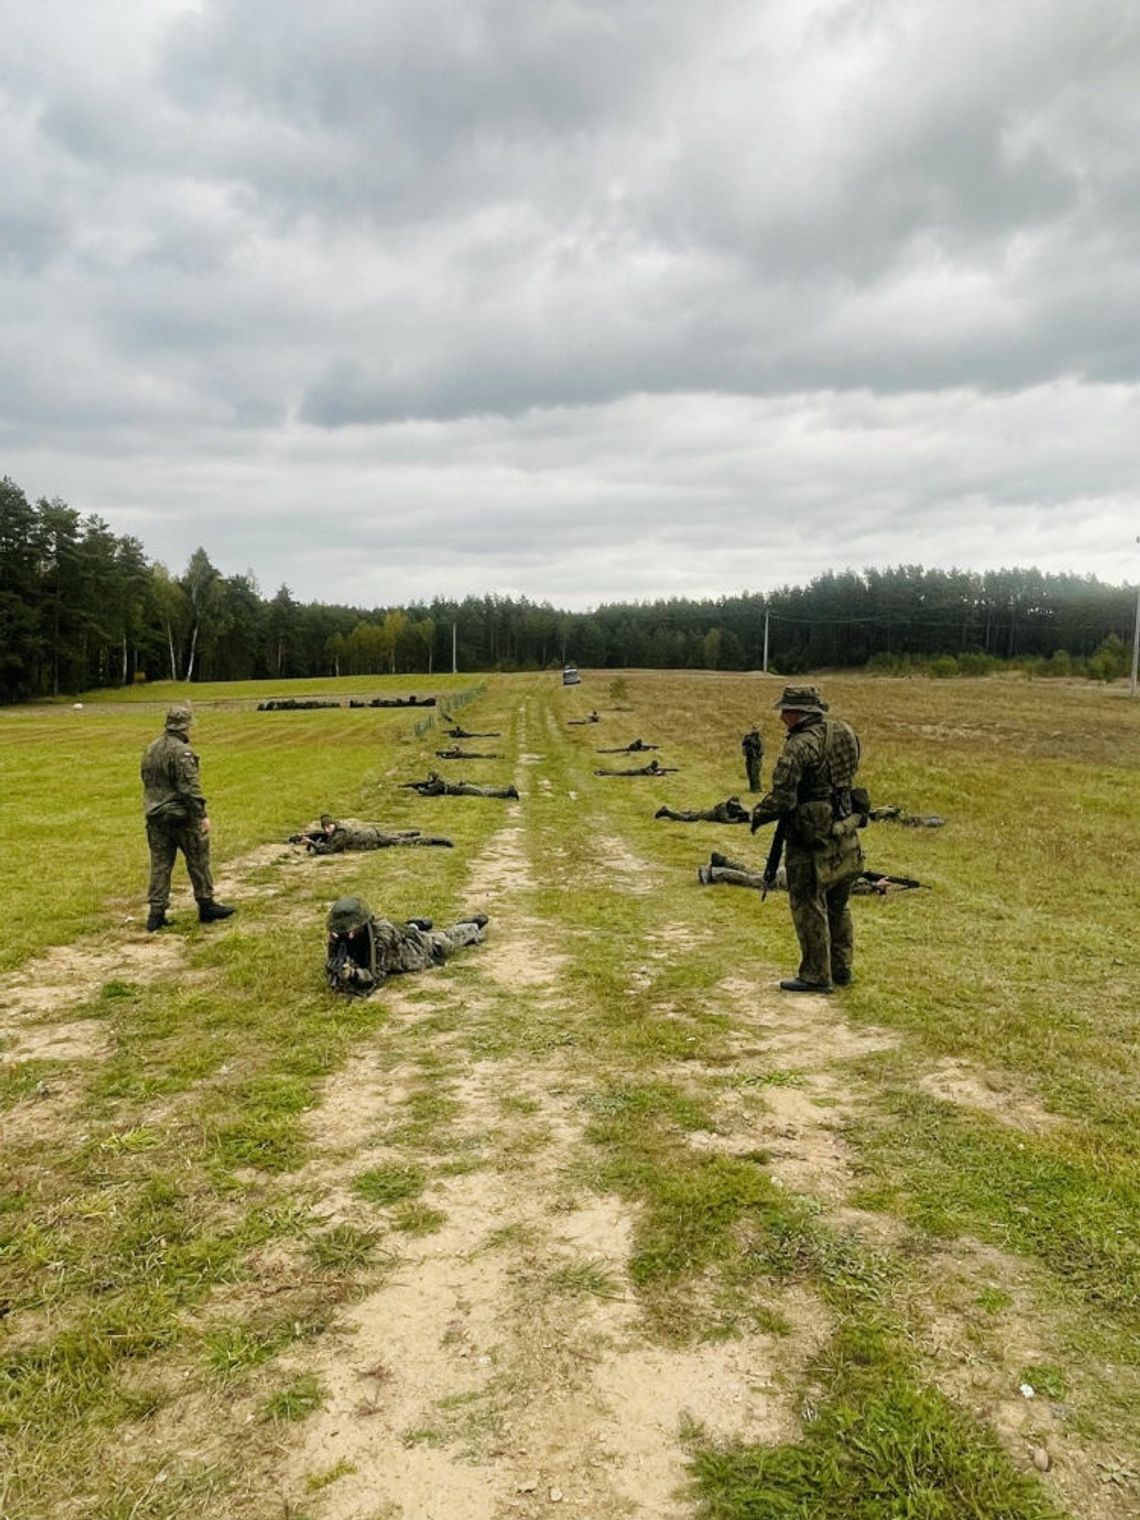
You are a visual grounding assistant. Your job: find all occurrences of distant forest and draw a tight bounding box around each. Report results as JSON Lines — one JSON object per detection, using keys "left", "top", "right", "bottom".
{"left": 1, "top": 475, "right": 1135, "bottom": 702}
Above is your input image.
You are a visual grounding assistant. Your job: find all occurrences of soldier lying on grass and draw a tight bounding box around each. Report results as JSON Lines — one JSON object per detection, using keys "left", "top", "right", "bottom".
{"left": 654, "top": 796, "right": 750, "bottom": 823}
{"left": 869, "top": 805, "right": 946, "bottom": 827}
{"left": 401, "top": 771, "right": 519, "bottom": 799}
{"left": 441, "top": 714, "right": 501, "bottom": 739}
{"left": 593, "top": 758, "right": 678, "bottom": 777}
{"left": 596, "top": 738, "right": 659, "bottom": 753}
{"left": 289, "top": 815, "right": 454, "bottom": 853}
{"left": 326, "top": 896, "right": 488, "bottom": 997}
{"left": 435, "top": 746, "right": 505, "bottom": 759}
{"left": 696, "top": 851, "right": 924, "bottom": 895}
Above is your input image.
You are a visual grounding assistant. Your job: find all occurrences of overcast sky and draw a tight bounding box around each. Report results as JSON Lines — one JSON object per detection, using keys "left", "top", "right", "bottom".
{"left": 3, "top": 0, "right": 1138, "bottom": 608}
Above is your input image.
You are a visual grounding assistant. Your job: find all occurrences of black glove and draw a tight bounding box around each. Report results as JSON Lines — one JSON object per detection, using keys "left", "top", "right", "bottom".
{"left": 406, "top": 917, "right": 434, "bottom": 932}
{"left": 749, "top": 809, "right": 763, "bottom": 834}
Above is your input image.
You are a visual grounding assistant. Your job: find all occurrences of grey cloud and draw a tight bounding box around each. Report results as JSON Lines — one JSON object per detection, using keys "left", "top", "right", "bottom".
{"left": 2, "top": 0, "right": 1139, "bottom": 606}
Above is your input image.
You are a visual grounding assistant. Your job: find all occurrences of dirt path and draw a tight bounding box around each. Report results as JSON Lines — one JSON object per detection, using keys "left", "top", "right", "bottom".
{"left": 249, "top": 697, "right": 903, "bottom": 1519}
{"left": 270, "top": 808, "right": 836, "bottom": 1519}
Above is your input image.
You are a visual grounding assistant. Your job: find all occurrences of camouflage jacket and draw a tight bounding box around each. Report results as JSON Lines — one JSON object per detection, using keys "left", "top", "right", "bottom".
{"left": 751, "top": 714, "right": 861, "bottom": 849}
{"left": 141, "top": 732, "right": 207, "bottom": 821}
{"left": 310, "top": 821, "right": 399, "bottom": 854}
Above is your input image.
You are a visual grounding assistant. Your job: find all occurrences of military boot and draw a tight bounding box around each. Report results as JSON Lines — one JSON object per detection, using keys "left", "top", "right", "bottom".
{"left": 146, "top": 910, "right": 171, "bottom": 933}
{"left": 198, "top": 900, "right": 237, "bottom": 924}
{"left": 778, "top": 978, "right": 833, "bottom": 994}
{"left": 697, "top": 865, "right": 713, "bottom": 884}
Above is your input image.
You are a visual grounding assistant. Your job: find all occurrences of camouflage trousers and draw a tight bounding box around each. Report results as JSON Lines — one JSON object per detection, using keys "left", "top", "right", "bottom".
{"left": 146, "top": 815, "right": 214, "bottom": 911}
{"left": 745, "top": 757, "right": 761, "bottom": 793}
{"left": 785, "top": 848, "right": 857, "bottom": 987}
{"left": 397, "top": 920, "right": 486, "bottom": 973}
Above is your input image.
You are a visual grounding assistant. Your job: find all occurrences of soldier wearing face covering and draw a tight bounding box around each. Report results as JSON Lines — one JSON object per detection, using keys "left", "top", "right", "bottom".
{"left": 325, "top": 897, "right": 488, "bottom": 996}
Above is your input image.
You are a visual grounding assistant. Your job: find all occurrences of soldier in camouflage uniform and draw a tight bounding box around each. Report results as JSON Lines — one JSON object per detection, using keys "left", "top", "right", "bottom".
{"left": 749, "top": 685, "right": 864, "bottom": 993}
{"left": 402, "top": 771, "right": 519, "bottom": 799}
{"left": 697, "top": 851, "right": 922, "bottom": 896}
{"left": 654, "top": 797, "right": 750, "bottom": 824}
{"left": 441, "top": 714, "right": 501, "bottom": 739}
{"left": 741, "top": 728, "right": 764, "bottom": 792}
{"left": 597, "top": 738, "right": 659, "bottom": 754}
{"left": 290, "top": 816, "right": 454, "bottom": 853}
{"left": 325, "top": 896, "right": 488, "bottom": 996}
{"left": 140, "top": 704, "right": 236, "bottom": 932}
{"left": 868, "top": 805, "right": 945, "bottom": 827}
{"left": 594, "top": 758, "right": 677, "bottom": 777}
{"left": 435, "top": 745, "right": 504, "bottom": 759}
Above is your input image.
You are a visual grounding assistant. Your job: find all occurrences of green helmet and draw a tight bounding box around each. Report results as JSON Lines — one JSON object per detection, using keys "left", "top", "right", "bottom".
{"left": 326, "top": 897, "right": 379, "bottom": 995}
{"left": 327, "top": 896, "right": 374, "bottom": 936}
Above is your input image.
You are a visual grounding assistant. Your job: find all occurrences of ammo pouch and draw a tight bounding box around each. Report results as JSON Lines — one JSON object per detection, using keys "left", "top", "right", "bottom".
{"left": 815, "top": 823, "right": 864, "bottom": 889}
{"left": 792, "top": 791, "right": 865, "bottom": 886}
{"left": 789, "top": 799, "right": 833, "bottom": 850}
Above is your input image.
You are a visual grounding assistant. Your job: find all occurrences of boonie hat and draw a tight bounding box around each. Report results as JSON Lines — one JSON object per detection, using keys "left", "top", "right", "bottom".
{"left": 773, "top": 685, "right": 829, "bottom": 714}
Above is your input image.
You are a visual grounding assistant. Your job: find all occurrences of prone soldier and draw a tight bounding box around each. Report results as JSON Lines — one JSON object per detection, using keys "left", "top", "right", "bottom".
{"left": 697, "top": 851, "right": 922, "bottom": 896}
{"left": 326, "top": 896, "right": 488, "bottom": 996}
{"left": 289, "top": 815, "right": 454, "bottom": 853}
{"left": 594, "top": 758, "right": 678, "bottom": 777}
{"left": 402, "top": 771, "right": 519, "bottom": 799}
{"left": 442, "top": 720, "right": 501, "bottom": 738}
{"left": 654, "top": 796, "right": 750, "bottom": 824}
{"left": 869, "top": 805, "right": 945, "bottom": 827}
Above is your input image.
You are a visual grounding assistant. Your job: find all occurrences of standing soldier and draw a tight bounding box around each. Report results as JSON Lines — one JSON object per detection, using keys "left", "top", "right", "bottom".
{"left": 741, "top": 727, "right": 764, "bottom": 793}
{"left": 749, "top": 686, "right": 864, "bottom": 993}
{"left": 141, "top": 704, "right": 236, "bottom": 932}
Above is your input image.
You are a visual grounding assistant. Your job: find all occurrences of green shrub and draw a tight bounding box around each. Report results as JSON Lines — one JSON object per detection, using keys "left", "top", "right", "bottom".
{"left": 1086, "top": 635, "right": 1129, "bottom": 683}
{"left": 957, "top": 651, "right": 993, "bottom": 677}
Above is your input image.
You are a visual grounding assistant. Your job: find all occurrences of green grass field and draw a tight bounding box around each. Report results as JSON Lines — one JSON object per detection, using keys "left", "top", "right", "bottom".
{"left": 1, "top": 670, "right": 1138, "bottom": 1520}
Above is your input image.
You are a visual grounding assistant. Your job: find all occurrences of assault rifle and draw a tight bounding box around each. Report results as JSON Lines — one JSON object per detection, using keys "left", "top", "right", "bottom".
{"left": 761, "top": 817, "right": 787, "bottom": 902}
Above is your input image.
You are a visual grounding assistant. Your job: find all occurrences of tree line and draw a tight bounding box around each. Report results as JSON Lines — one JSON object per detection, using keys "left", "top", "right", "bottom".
{"left": 1, "top": 475, "right": 1135, "bottom": 703}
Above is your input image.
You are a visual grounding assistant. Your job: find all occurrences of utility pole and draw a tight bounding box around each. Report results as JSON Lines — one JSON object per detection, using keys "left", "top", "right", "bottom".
{"left": 762, "top": 608, "right": 770, "bottom": 675}
{"left": 1131, "top": 538, "right": 1140, "bottom": 696}
{"left": 452, "top": 622, "right": 458, "bottom": 675}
